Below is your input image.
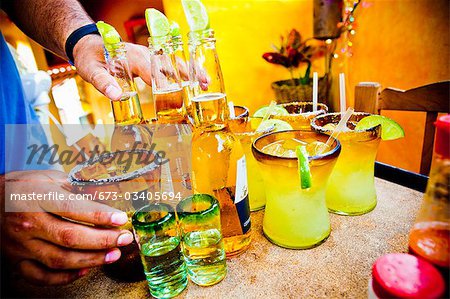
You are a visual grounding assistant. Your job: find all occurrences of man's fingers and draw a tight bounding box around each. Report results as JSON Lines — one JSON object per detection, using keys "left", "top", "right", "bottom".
{"left": 72, "top": 35, "right": 123, "bottom": 101}
{"left": 18, "top": 260, "right": 86, "bottom": 286}
{"left": 29, "top": 239, "right": 122, "bottom": 270}
{"left": 38, "top": 194, "right": 129, "bottom": 227}
{"left": 38, "top": 213, "right": 133, "bottom": 250}
{"left": 127, "top": 43, "right": 152, "bottom": 86}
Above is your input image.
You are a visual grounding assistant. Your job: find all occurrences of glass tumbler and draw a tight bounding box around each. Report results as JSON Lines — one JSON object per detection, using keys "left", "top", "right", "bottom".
{"left": 230, "top": 117, "right": 274, "bottom": 211}
{"left": 177, "top": 194, "right": 227, "bottom": 286}
{"left": 252, "top": 130, "right": 341, "bottom": 249}
{"left": 132, "top": 203, "right": 188, "bottom": 298}
{"left": 68, "top": 149, "right": 161, "bottom": 282}
{"left": 312, "top": 112, "right": 381, "bottom": 215}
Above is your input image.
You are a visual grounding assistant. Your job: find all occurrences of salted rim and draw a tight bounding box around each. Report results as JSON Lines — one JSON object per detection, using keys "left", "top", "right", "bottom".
{"left": 252, "top": 129, "right": 341, "bottom": 161}
{"left": 311, "top": 112, "right": 381, "bottom": 134}
{"left": 279, "top": 101, "right": 328, "bottom": 117}
{"left": 68, "top": 149, "right": 160, "bottom": 186}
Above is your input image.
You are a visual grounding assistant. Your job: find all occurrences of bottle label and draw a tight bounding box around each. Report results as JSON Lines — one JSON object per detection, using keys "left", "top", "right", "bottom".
{"left": 235, "top": 156, "right": 251, "bottom": 234}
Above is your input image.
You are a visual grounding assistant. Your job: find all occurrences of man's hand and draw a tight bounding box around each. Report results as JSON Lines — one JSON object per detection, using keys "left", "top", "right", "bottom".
{"left": 2, "top": 170, "right": 134, "bottom": 286}
{"left": 72, "top": 34, "right": 152, "bottom": 101}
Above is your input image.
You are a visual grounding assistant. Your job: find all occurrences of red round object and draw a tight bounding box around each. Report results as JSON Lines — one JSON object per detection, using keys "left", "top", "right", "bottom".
{"left": 372, "top": 253, "right": 445, "bottom": 299}
{"left": 435, "top": 114, "right": 450, "bottom": 159}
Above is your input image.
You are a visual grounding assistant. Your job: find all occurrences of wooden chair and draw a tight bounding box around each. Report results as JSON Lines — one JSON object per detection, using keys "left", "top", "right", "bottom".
{"left": 354, "top": 81, "right": 450, "bottom": 191}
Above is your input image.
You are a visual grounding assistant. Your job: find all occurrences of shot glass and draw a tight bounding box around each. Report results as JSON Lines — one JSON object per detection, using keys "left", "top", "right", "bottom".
{"left": 177, "top": 194, "right": 227, "bottom": 286}
{"left": 252, "top": 130, "right": 341, "bottom": 249}
{"left": 68, "top": 149, "right": 161, "bottom": 282}
{"left": 132, "top": 203, "right": 188, "bottom": 298}
{"left": 311, "top": 112, "right": 382, "bottom": 215}
{"left": 230, "top": 117, "right": 274, "bottom": 211}
{"left": 272, "top": 101, "right": 328, "bottom": 130}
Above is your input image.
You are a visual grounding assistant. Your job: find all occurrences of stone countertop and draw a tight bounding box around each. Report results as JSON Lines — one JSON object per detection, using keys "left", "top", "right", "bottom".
{"left": 11, "top": 178, "right": 423, "bottom": 298}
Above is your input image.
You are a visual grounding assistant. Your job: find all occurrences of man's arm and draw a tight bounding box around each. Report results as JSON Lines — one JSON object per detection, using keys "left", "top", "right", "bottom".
{"left": 2, "top": 0, "right": 92, "bottom": 59}
{"left": 1, "top": 0, "right": 152, "bottom": 101}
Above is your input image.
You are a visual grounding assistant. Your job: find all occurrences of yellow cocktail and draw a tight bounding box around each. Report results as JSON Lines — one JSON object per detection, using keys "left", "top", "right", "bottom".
{"left": 272, "top": 102, "right": 328, "bottom": 130}
{"left": 230, "top": 117, "right": 273, "bottom": 211}
{"left": 312, "top": 112, "right": 381, "bottom": 215}
{"left": 252, "top": 130, "right": 341, "bottom": 249}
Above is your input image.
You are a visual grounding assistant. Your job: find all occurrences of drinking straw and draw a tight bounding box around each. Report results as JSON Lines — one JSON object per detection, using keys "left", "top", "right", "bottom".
{"left": 339, "top": 73, "right": 346, "bottom": 114}
{"left": 256, "top": 100, "right": 277, "bottom": 132}
{"left": 312, "top": 72, "right": 318, "bottom": 112}
{"left": 325, "top": 107, "right": 354, "bottom": 149}
{"left": 228, "top": 101, "right": 236, "bottom": 118}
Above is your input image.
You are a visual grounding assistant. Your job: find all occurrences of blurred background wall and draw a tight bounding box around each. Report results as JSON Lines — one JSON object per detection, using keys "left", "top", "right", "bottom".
{"left": 1, "top": 0, "right": 448, "bottom": 173}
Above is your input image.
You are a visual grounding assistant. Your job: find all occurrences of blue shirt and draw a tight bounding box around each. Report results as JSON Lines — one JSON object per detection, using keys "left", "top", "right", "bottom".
{"left": 0, "top": 33, "right": 50, "bottom": 174}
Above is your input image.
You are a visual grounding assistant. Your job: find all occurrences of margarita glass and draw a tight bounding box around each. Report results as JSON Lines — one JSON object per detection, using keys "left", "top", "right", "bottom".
{"left": 252, "top": 130, "right": 340, "bottom": 248}
{"left": 311, "top": 112, "right": 381, "bottom": 215}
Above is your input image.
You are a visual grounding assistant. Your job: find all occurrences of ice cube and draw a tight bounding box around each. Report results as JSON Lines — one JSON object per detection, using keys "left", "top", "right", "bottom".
{"left": 262, "top": 142, "right": 285, "bottom": 156}
{"left": 281, "top": 149, "right": 296, "bottom": 158}
{"left": 306, "top": 141, "right": 330, "bottom": 156}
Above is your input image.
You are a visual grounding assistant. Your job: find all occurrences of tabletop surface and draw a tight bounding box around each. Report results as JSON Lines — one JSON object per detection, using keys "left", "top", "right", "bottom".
{"left": 12, "top": 178, "right": 423, "bottom": 299}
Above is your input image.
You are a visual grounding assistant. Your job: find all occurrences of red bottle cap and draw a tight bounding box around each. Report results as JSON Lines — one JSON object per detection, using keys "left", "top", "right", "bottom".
{"left": 372, "top": 253, "right": 445, "bottom": 299}
{"left": 435, "top": 114, "right": 450, "bottom": 159}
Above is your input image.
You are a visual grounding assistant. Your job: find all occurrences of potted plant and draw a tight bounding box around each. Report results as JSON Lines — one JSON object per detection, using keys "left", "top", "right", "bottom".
{"left": 263, "top": 29, "right": 328, "bottom": 104}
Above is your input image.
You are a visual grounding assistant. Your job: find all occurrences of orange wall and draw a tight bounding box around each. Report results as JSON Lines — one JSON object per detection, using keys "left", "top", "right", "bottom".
{"left": 164, "top": 0, "right": 318, "bottom": 113}
{"left": 347, "top": 0, "right": 449, "bottom": 172}
{"left": 164, "top": 0, "right": 449, "bottom": 173}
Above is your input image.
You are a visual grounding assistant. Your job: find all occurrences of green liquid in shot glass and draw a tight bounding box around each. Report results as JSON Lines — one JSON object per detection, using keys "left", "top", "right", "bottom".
{"left": 140, "top": 236, "right": 187, "bottom": 299}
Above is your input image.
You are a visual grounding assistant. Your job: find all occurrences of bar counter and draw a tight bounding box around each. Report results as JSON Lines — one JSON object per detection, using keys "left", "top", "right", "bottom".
{"left": 14, "top": 178, "right": 423, "bottom": 298}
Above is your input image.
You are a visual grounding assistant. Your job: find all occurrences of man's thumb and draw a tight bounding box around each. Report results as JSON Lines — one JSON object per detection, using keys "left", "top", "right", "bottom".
{"left": 84, "top": 66, "right": 122, "bottom": 101}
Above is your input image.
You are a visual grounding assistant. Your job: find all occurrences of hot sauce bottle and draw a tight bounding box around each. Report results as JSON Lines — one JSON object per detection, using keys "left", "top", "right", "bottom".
{"left": 409, "top": 114, "right": 450, "bottom": 295}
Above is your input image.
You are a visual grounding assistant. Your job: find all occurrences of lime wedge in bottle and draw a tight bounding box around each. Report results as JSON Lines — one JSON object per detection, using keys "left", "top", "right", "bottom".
{"left": 145, "top": 8, "right": 170, "bottom": 37}
{"left": 181, "top": 0, "right": 210, "bottom": 31}
{"left": 355, "top": 115, "right": 405, "bottom": 140}
{"left": 296, "top": 145, "right": 312, "bottom": 189}
{"left": 253, "top": 105, "right": 289, "bottom": 118}
{"left": 256, "top": 119, "right": 293, "bottom": 133}
{"left": 96, "top": 21, "right": 121, "bottom": 45}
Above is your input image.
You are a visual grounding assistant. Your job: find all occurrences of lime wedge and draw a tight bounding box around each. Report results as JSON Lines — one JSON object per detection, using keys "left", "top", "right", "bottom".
{"left": 355, "top": 115, "right": 405, "bottom": 140}
{"left": 96, "top": 21, "right": 121, "bottom": 45}
{"left": 145, "top": 8, "right": 170, "bottom": 37}
{"left": 170, "top": 21, "right": 181, "bottom": 37}
{"left": 296, "top": 145, "right": 312, "bottom": 189}
{"left": 182, "top": 0, "right": 209, "bottom": 31}
{"left": 257, "top": 119, "right": 293, "bottom": 133}
{"left": 253, "top": 105, "right": 289, "bottom": 118}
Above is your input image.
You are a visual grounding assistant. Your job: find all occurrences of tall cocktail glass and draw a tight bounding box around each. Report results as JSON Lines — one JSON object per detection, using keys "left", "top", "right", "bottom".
{"left": 272, "top": 102, "right": 328, "bottom": 130}
{"left": 252, "top": 130, "right": 341, "bottom": 249}
{"left": 311, "top": 112, "right": 381, "bottom": 215}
